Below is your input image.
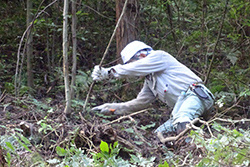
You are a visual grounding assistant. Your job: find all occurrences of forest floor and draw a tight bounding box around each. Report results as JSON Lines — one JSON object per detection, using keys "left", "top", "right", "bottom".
{"left": 0, "top": 92, "right": 250, "bottom": 166}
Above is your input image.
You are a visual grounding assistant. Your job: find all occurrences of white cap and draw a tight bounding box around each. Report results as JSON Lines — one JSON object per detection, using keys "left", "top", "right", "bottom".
{"left": 121, "top": 40, "right": 152, "bottom": 64}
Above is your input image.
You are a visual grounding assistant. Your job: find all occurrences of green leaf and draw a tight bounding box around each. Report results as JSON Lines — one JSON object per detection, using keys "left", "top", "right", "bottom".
{"left": 5, "top": 142, "right": 15, "bottom": 151}
{"left": 134, "top": 141, "right": 143, "bottom": 145}
{"left": 158, "top": 161, "right": 169, "bottom": 167}
{"left": 47, "top": 158, "right": 60, "bottom": 164}
{"left": 113, "top": 141, "right": 118, "bottom": 148}
{"left": 232, "top": 129, "right": 243, "bottom": 137}
{"left": 100, "top": 140, "right": 109, "bottom": 153}
{"left": 124, "top": 128, "right": 134, "bottom": 133}
{"left": 6, "top": 152, "right": 11, "bottom": 165}
{"left": 239, "top": 89, "right": 250, "bottom": 97}
{"left": 56, "top": 146, "right": 67, "bottom": 156}
{"left": 19, "top": 141, "right": 32, "bottom": 153}
{"left": 140, "top": 122, "right": 155, "bottom": 130}
{"left": 17, "top": 132, "right": 31, "bottom": 145}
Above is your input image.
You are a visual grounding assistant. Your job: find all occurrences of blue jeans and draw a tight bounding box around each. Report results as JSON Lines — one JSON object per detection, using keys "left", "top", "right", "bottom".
{"left": 155, "top": 84, "right": 214, "bottom": 133}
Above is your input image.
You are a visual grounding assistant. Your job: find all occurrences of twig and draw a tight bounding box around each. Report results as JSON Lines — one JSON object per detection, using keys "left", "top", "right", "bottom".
{"left": 103, "top": 109, "right": 148, "bottom": 126}
{"left": 211, "top": 96, "right": 243, "bottom": 120}
{"left": 204, "top": 0, "right": 229, "bottom": 84}
{"left": 158, "top": 103, "right": 250, "bottom": 144}
{"left": 15, "top": 0, "right": 58, "bottom": 96}
{"left": 180, "top": 153, "right": 191, "bottom": 166}
{"left": 157, "top": 118, "right": 200, "bottom": 144}
{"left": 208, "top": 117, "right": 250, "bottom": 124}
{"left": 199, "top": 119, "right": 214, "bottom": 138}
{"left": 83, "top": 0, "right": 129, "bottom": 111}
{"left": 132, "top": 126, "right": 150, "bottom": 145}
{"left": 0, "top": 90, "right": 6, "bottom": 103}
{"left": 116, "top": 136, "right": 140, "bottom": 151}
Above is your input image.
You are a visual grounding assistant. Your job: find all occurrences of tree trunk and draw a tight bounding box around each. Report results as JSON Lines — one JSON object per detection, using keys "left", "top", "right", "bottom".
{"left": 167, "top": 3, "right": 178, "bottom": 53}
{"left": 71, "top": 0, "right": 77, "bottom": 98}
{"left": 26, "top": 0, "right": 33, "bottom": 89}
{"left": 46, "top": 15, "right": 51, "bottom": 74}
{"left": 63, "top": 0, "right": 71, "bottom": 115}
{"left": 115, "top": 0, "right": 138, "bottom": 63}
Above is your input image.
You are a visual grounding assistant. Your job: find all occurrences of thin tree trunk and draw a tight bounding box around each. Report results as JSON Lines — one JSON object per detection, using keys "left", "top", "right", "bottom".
{"left": 204, "top": 0, "right": 229, "bottom": 84}
{"left": 167, "top": 3, "right": 178, "bottom": 53}
{"left": 63, "top": 0, "right": 71, "bottom": 115}
{"left": 71, "top": 0, "right": 77, "bottom": 98}
{"left": 199, "top": 0, "right": 207, "bottom": 57}
{"left": 46, "top": 16, "right": 51, "bottom": 74}
{"left": 26, "top": 0, "right": 34, "bottom": 89}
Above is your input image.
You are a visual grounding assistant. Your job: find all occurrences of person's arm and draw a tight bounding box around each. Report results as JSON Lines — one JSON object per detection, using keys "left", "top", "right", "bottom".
{"left": 92, "top": 81, "right": 156, "bottom": 115}
{"left": 111, "top": 51, "right": 166, "bottom": 78}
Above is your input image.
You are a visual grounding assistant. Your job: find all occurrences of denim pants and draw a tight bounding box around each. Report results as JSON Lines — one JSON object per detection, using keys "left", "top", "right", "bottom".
{"left": 155, "top": 84, "right": 214, "bottom": 133}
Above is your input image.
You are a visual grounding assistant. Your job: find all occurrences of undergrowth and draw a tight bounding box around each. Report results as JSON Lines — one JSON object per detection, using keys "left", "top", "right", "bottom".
{"left": 1, "top": 119, "right": 250, "bottom": 166}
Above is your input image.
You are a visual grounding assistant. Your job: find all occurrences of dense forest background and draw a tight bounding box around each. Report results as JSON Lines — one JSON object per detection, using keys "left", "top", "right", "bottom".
{"left": 0, "top": 0, "right": 250, "bottom": 166}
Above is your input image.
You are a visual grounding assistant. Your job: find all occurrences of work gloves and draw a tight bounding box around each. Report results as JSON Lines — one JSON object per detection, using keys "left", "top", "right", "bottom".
{"left": 91, "top": 65, "right": 111, "bottom": 81}
{"left": 92, "top": 103, "right": 127, "bottom": 115}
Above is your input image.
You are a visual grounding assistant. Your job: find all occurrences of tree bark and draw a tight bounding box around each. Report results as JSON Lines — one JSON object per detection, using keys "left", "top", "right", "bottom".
{"left": 167, "top": 3, "right": 178, "bottom": 53}
{"left": 71, "top": 0, "right": 77, "bottom": 98}
{"left": 115, "top": 0, "right": 138, "bottom": 63}
{"left": 26, "top": 0, "right": 34, "bottom": 89}
{"left": 63, "top": 0, "right": 71, "bottom": 115}
{"left": 46, "top": 15, "right": 51, "bottom": 74}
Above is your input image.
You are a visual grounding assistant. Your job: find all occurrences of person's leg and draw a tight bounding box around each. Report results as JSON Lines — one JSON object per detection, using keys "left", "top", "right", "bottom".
{"left": 172, "top": 91, "right": 204, "bottom": 125}
{"left": 154, "top": 91, "right": 187, "bottom": 133}
{"left": 154, "top": 118, "right": 174, "bottom": 133}
{"left": 172, "top": 86, "right": 214, "bottom": 133}
{"left": 155, "top": 85, "right": 214, "bottom": 134}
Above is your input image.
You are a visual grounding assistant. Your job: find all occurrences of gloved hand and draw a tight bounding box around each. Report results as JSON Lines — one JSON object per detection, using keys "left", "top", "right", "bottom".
{"left": 91, "top": 103, "right": 127, "bottom": 115}
{"left": 91, "top": 65, "right": 110, "bottom": 81}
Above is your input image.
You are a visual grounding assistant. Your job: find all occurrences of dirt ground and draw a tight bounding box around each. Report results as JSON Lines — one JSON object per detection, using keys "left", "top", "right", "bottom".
{"left": 0, "top": 93, "right": 249, "bottom": 166}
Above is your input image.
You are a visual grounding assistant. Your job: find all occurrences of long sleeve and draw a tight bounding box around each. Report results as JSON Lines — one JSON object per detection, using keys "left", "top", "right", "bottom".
{"left": 110, "top": 51, "right": 166, "bottom": 78}
{"left": 112, "top": 81, "right": 156, "bottom": 114}
{"left": 108, "top": 50, "right": 202, "bottom": 108}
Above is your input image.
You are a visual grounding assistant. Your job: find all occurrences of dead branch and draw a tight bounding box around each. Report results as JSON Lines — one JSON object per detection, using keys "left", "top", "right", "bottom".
{"left": 211, "top": 96, "right": 243, "bottom": 120}
{"left": 0, "top": 90, "right": 6, "bottom": 103}
{"left": 209, "top": 117, "right": 250, "bottom": 124}
{"left": 157, "top": 118, "right": 200, "bottom": 144}
{"left": 116, "top": 136, "right": 141, "bottom": 151}
{"left": 180, "top": 153, "right": 191, "bottom": 167}
{"left": 199, "top": 119, "right": 214, "bottom": 138}
{"left": 158, "top": 114, "right": 250, "bottom": 144}
{"left": 103, "top": 109, "right": 148, "bottom": 126}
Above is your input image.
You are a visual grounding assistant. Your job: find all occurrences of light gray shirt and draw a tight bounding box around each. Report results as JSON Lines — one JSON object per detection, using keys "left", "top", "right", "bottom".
{"left": 110, "top": 50, "right": 202, "bottom": 113}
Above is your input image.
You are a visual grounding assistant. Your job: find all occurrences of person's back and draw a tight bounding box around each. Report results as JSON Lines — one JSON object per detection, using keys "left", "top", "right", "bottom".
{"left": 91, "top": 40, "right": 214, "bottom": 138}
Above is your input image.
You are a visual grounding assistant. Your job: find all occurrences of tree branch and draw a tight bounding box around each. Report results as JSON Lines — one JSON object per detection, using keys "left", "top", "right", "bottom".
{"left": 103, "top": 109, "right": 148, "bottom": 126}
{"left": 83, "top": 0, "right": 129, "bottom": 111}
{"left": 204, "top": 0, "right": 229, "bottom": 84}
{"left": 157, "top": 118, "right": 200, "bottom": 144}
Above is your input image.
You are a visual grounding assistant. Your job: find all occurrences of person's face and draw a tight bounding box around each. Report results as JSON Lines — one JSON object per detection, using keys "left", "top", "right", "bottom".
{"left": 126, "top": 53, "right": 147, "bottom": 64}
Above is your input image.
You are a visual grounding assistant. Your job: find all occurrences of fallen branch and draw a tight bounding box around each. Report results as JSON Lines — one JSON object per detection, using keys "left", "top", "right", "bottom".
{"left": 116, "top": 136, "right": 140, "bottom": 151}
{"left": 157, "top": 118, "right": 200, "bottom": 144}
{"left": 211, "top": 96, "right": 243, "bottom": 120}
{"left": 103, "top": 109, "right": 148, "bottom": 126}
{"left": 0, "top": 90, "right": 6, "bottom": 103}
{"left": 209, "top": 117, "right": 250, "bottom": 124}
{"left": 157, "top": 115, "right": 250, "bottom": 144}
